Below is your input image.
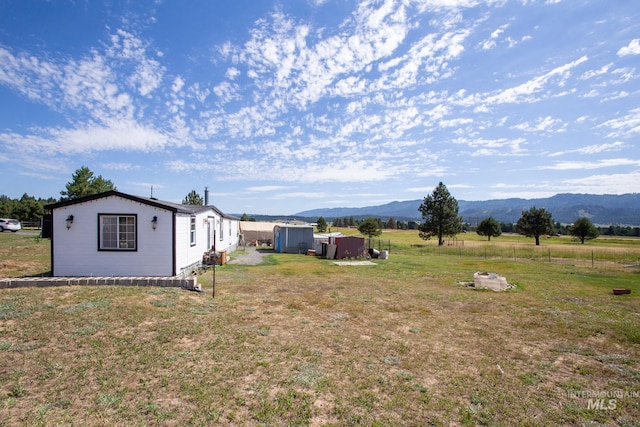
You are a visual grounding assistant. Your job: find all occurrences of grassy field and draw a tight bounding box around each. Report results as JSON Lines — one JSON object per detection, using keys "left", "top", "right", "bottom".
{"left": 0, "top": 231, "right": 639, "bottom": 426}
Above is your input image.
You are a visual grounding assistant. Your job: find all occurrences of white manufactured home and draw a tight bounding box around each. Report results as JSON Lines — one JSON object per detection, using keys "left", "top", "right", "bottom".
{"left": 45, "top": 191, "right": 240, "bottom": 277}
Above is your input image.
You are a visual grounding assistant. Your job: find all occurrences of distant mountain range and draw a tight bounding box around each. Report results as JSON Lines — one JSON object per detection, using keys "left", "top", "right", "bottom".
{"left": 293, "top": 193, "right": 640, "bottom": 226}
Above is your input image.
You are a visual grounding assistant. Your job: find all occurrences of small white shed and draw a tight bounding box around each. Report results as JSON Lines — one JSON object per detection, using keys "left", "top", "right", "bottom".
{"left": 45, "top": 191, "right": 240, "bottom": 277}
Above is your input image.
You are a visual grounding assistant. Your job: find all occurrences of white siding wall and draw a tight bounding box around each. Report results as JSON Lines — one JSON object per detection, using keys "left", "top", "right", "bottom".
{"left": 174, "top": 212, "right": 214, "bottom": 275}
{"left": 173, "top": 215, "right": 190, "bottom": 275}
{"left": 52, "top": 196, "right": 174, "bottom": 276}
{"left": 174, "top": 211, "right": 241, "bottom": 275}
{"left": 217, "top": 217, "right": 240, "bottom": 252}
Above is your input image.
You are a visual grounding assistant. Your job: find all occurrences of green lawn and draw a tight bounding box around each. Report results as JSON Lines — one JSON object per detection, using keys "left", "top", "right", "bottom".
{"left": 1, "top": 231, "right": 639, "bottom": 425}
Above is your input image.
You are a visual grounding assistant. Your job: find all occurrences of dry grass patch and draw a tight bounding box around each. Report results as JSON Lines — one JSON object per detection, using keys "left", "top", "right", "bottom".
{"left": 1, "top": 240, "right": 639, "bottom": 425}
{"left": 0, "top": 233, "right": 50, "bottom": 278}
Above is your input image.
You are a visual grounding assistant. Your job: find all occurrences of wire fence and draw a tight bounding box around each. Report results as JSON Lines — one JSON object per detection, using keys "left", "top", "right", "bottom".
{"left": 366, "top": 238, "right": 640, "bottom": 271}
{"left": 365, "top": 238, "right": 392, "bottom": 253}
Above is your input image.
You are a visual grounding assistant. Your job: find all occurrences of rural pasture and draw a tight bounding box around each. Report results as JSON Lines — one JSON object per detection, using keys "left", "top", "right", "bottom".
{"left": 0, "top": 230, "right": 639, "bottom": 426}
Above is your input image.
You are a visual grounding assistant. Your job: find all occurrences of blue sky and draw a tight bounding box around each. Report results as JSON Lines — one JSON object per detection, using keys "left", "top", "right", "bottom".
{"left": 1, "top": 0, "right": 639, "bottom": 215}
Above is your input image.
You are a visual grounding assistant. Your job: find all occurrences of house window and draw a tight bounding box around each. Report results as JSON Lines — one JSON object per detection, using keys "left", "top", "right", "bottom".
{"left": 219, "top": 219, "right": 224, "bottom": 241}
{"left": 190, "top": 216, "right": 196, "bottom": 246}
{"left": 99, "top": 214, "right": 137, "bottom": 251}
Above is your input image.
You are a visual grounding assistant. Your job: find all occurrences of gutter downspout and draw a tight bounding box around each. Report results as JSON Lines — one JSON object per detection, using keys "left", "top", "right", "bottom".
{"left": 172, "top": 212, "right": 177, "bottom": 276}
{"left": 50, "top": 211, "right": 55, "bottom": 276}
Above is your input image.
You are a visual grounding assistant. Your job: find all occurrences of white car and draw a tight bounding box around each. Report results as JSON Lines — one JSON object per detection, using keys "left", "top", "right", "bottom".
{"left": 0, "top": 218, "right": 21, "bottom": 232}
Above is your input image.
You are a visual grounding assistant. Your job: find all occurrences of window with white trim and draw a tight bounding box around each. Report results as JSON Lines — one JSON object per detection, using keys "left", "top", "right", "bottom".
{"left": 219, "top": 219, "right": 224, "bottom": 241}
{"left": 190, "top": 216, "right": 196, "bottom": 246}
{"left": 99, "top": 214, "right": 137, "bottom": 251}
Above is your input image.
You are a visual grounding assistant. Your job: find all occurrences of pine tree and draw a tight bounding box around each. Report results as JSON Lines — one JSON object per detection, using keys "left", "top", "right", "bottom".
{"left": 476, "top": 217, "right": 502, "bottom": 241}
{"left": 418, "top": 182, "right": 461, "bottom": 246}
{"left": 569, "top": 217, "right": 599, "bottom": 244}
{"left": 182, "top": 190, "right": 204, "bottom": 205}
{"left": 60, "top": 166, "right": 116, "bottom": 200}
{"left": 516, "top": 207, "right": 553, "bottom": 245}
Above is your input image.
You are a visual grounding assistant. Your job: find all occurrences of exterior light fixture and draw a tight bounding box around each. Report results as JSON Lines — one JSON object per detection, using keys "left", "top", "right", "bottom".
{"left": 151, "top": 216, "right": 158, "bottom": 230}
{"left": 66, "top": 215, "right": 74, "bottom": 230}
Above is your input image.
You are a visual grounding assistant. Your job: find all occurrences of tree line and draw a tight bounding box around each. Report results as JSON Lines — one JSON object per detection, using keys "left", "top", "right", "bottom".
{"left": 2, "top": 168, "right": 638, "bottom": 242}
{"left": 315, "top": 182, "right": 619, "bottom": 245}
{"left": 418, "top": 182, "right": 605, "bottom": 245}
{"left": 318, "top": 216, "right": 420, "bottom": 231}
{"left": 0, "top": 194, "right": 57, "bottom": 224}
{"left": 0, "top": 166, "right": 214, "bottom": 226}
{"left": 1, "top": 166, "right": 116, "bottom": 225}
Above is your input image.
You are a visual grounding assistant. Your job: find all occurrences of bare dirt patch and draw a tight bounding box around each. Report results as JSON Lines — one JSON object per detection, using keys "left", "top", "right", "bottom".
{"left": 227, "top": 246, "right": 267, "bottom": 265}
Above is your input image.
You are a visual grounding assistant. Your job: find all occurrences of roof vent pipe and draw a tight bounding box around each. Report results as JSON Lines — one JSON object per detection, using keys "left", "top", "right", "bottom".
{"left": 204, "top": 186, "right": 209, "bottom": 206}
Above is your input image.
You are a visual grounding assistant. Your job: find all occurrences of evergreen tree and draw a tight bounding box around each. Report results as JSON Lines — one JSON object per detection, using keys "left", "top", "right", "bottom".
{"left": 182, "top": 190, "right": 204, "bottom": 205}
{"left": 569, "top": 217, "right": 599, "bottom": 244}
{"left": 418, "top": 182, "right": 462, "bottom": 246}
{"left": 240, "top": 213, "right": 256, "bottom": 221}
{"left": 317, "top": 216, "right": 328, "bottom": 232}
{"left": 60, "top": 166, "right": 116, "bottom": 200}
{"left": 516, "top": 207, "right": 553, "bottom": 246}
{"left": 358, "top": 217, "right": 382, "bottom": 238}
{"left": 500, "top": 222, "right": 514, "bottom": 233}
{"left": 476, "top": 217, "right": 502, "bottom": 241}
{"left": 14, "top": 195, "right": 44, "bottom": 223}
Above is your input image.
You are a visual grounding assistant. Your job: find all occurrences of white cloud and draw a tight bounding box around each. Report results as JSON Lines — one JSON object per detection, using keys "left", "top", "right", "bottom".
{"left": 245, "top": 185, "right": 290, "bottom": 192}
{"left": 540, "top": 158, "right": 640, "bottom": 170}
{"left": 454, "top": 136, "right": 527, "bottom": 155}
{"left": 226, "top": 67, "right": 241, "bottom": 79}
{"left": 512, "top": 116, "right": 565, "bottom": 133}
{"left": 580, "top": 63, "right": 612, "bottom": 80}
{"left": 1, "top": 0, "right": 638, "bottom": 210}
{"left": 456, "top": 56, "right": 590, "bottom": 110}
{"left": 549, "top": 141, "right": 625, "bottom": 157}
{"left": 108, "top": 29, "right": 165, "bottom": 96}
{"left": 0, "top": 118, "right": 204, "bottom": 159}
{"left": 212, "top": 81, "right": 241, "bottom": 105}
{"left": 617, "top": 39, "right": 640, "bottom": 56}
{"left": 238, "top": 1, "right": 413, "bottom": 109}
{"left": 269, "top": 191, "right": 329, "bottom": 200}
{"left": 0, "top": 27, "right": 172, "bottom": 127}
{"left": 414, "top": 0, "right": 485, "bottom": 12}
{"left": 439, "top": 117, "right": 473, "bottom": 128}
{"left": 172, "top": 76, "right": 185, "bottom": 92}
{"left": 376, "top": 28, "right": 471, "bottom": 89}
{"left": 479, "top": 24, "right": 508, "bottom": 50}
{"left": 102, "top": 163, "right": 137, "bottom": 171}
{"left": 562, "top": 171, "right": 640, "bottom": 194}
{"left": 599, "top": 108, "right": 640, "bottom": 138}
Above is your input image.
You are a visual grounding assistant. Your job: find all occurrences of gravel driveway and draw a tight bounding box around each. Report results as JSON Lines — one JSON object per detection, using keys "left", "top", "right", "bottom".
{"left": 227, "top": 246, "right": 267, "bottom": 265}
